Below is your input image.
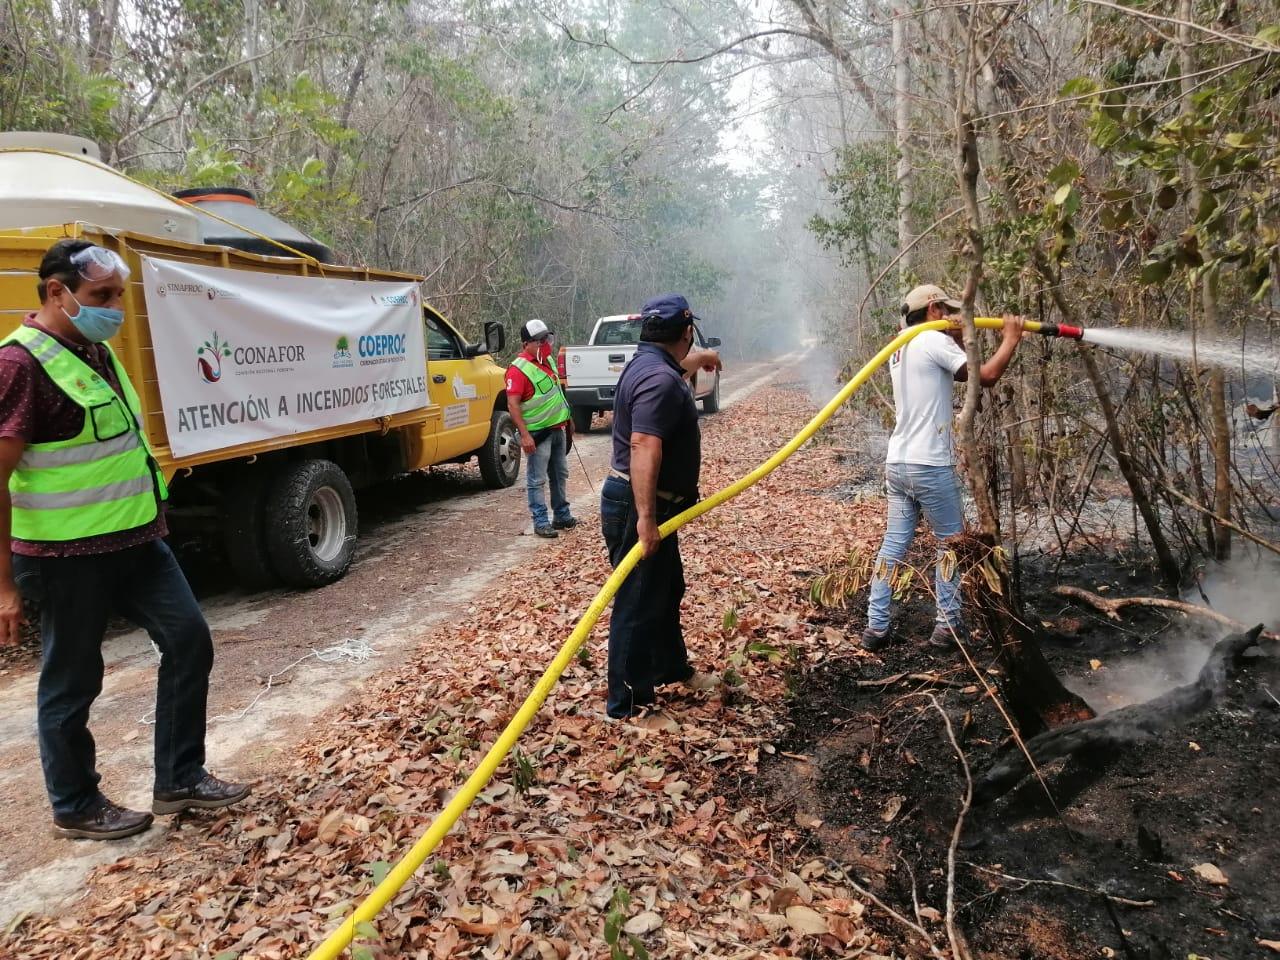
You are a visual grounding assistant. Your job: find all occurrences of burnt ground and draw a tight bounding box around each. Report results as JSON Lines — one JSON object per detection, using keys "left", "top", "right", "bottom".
{"left": 752, "top": 543, "right": 1280, "bottom": 960}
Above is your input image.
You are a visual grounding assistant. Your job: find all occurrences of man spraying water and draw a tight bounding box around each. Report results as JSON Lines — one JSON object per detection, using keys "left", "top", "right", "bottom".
{"left": 862, "top": 285, "right": 1024, "bottom": 653}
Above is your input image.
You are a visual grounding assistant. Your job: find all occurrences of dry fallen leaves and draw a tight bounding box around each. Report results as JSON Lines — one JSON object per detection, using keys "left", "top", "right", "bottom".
{"left": 880, "top": 796, "right": 905, "bottom": 823}
{"left": 1191, "top": 863, "right": 1229, "bottom": 886}
{"left": 622, "top": 911, "right": 662, "bottom": 936}
{"left": 785, "top": 904, "right": 830, "bottom": 936}
{"left": 4, "top": 384, "right": 883, "bottom": 960}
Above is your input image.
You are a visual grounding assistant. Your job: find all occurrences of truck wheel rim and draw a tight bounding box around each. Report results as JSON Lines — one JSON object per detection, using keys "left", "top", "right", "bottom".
{"left": 307, "top": 486, "right": 346, "bottom": 563}
{"left": 497, "top": 421, "right": 520, "bottom": 480}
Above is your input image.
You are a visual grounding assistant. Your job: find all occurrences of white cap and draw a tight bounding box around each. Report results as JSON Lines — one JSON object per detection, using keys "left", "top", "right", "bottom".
{"left": 902, "top": 283, "right": 963, "bottom": 315}
{"left": 521, "top": 318, "right": 551, "bottom": 342}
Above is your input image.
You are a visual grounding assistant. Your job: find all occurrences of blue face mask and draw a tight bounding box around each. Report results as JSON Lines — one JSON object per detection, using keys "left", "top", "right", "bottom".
{"left": 62, "top": 292, "right": 125, "bottom": 343}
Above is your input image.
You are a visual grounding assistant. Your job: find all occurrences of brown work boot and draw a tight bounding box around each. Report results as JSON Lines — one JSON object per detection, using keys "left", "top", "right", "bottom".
{"left": 54, "top": 796, "right": 153, "bottom": 840}
{"left": 153, "top": 773, "right": 251, "bottom": 815}
{"left": 861, "top": 624, "right": 893, "bottom": 652}
{"left": 928, "top": 622, "right": 968, "bottom": 650}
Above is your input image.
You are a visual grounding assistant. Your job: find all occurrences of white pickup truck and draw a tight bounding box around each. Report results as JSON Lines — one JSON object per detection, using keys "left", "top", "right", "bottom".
{"left": 558, "top": 314, "right": 723, "bottom": 432}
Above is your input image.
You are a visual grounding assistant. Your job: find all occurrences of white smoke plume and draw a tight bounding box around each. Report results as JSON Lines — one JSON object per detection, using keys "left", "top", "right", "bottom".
{"left": 1066, "top": 551, "right": 1280, "bottom": 713}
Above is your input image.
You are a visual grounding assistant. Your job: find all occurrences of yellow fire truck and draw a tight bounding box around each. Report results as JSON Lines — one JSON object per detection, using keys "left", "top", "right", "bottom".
{"left": 0, "top": 144, "right": 519, "bottom": 589}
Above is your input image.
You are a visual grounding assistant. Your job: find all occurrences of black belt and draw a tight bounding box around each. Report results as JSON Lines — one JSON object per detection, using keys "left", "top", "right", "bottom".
{"left": 607, "top": 469, "right": 691, "bottom": 504}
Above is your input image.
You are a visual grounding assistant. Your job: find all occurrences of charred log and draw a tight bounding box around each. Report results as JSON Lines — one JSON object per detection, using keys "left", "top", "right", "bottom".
{"left": 973, "top": 625, "right": 1265, "bottom": 805}
{"left": 953, "top": 533, "right": 1095, "bottom": 735}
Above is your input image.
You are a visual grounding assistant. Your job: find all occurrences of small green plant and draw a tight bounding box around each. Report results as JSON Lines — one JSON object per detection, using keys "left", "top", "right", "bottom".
{"left": 783, "top": 644, "right": 805, "bottom": 698}
{"left": 745, "top": 640, "right": 782, "bottom": 663}
{"left": 889, "top": 562, "right": 916, "bottom": 602}
{"left": 512, "top": 748, "right": 537, "bottom": 796}
{"left": 603, "top": 887, "right": 651, "bottom": 960}
{"left": 722, "top": 605, "right": 739, "bottom": 632}
{"left": 432, "top": 859, "right": 450, "bottom": 882}
{"left": 576, "top": 643, "right": 591, "bottom": 666}
{"left": 722, "top": 667, "right": 743, "bottom": 688}
{"left": 351, "top": 919, "right": 380, "bottom": 960}
{"left": 810, "top": 547, "right": 873, "bottom": 608}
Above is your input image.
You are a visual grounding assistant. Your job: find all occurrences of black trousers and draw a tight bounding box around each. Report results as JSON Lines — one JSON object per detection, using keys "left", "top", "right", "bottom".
{"left": 600, "top": 475, "right": 692, "bottom": 718}
{"left": 13, "top": 540, "right": 213, "bottom": 816}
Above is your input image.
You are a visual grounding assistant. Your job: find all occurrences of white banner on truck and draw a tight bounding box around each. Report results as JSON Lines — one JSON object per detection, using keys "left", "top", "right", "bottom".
{"left": 142, "top": 257, "right": 428, "bottom": 459}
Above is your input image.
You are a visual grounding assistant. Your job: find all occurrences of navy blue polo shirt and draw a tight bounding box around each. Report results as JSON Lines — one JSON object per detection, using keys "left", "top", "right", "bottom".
{"left": 611, "top": 342, "right": 701, "bottom": 496}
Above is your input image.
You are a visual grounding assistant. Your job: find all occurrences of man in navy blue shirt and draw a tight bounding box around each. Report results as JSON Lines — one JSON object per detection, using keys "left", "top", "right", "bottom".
{"left": 601, "top": 293, "right": 721, "bottom": 719}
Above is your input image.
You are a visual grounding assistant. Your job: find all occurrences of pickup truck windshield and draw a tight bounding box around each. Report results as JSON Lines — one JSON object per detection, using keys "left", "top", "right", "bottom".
{"left": 595, "top": 320, "right": 643, "bottom": 345}
{"left": 426, "top": 315, "right": 464, "bottom": 360}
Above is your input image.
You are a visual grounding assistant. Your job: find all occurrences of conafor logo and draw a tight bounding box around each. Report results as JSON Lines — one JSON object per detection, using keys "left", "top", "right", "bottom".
{"left": 197, "top": 332, "right": 232, "bottom": 384}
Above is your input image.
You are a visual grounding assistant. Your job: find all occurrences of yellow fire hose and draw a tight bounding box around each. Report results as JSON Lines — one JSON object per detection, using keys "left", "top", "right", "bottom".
{"left": 308, "top": 315, "right": 1069, "bottom": 958}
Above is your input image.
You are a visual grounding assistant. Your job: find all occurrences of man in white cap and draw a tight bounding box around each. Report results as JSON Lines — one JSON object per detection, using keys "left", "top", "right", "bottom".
{"left": 862, "top": 284, "right": 1023, "bottom": 652}
{"left": 506, "top": 319, "right": 576, "bottom": 538}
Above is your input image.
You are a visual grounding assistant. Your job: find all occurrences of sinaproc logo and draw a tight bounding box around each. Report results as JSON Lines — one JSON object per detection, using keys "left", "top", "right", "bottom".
{"left": 197, "top": 332, "right": 232, "bottom": 384}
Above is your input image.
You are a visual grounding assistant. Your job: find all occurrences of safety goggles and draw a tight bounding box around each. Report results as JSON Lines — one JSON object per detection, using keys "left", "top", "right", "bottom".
{"left": 70, "top": 245, "right": 131, "bottom": 282}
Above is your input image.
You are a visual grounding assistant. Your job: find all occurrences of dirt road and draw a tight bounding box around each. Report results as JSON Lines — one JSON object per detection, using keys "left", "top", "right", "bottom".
{"left": 0, "top": 353, "right": 796, "bottom": 920}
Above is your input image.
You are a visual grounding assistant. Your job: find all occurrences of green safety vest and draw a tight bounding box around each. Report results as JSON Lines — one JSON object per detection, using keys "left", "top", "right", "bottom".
{"left": 5, "top": 324, "right": 167, "bottom": 542}
{"left": 512, "top": 356, "right": 570, "bottom": 431}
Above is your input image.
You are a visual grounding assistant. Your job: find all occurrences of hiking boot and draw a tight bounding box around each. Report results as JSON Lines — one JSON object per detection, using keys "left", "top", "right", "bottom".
{"left": 928, "top": 623, "right": 967, "bottom": 650}
{"left": 660, "top": 669, "right": 721, "bottom": 692}
{"left": 153, "top": 773, "right": 251, "bottom": 816}
{"left": 682, "top": 671, "right": 723, "bottom": 692}
{"left": 54, "top": 797, "right": 153, "bottom": 840}
{"left": 534, "top": 525, "right": 559, "bottom": 539}
{"left": 861, "top": 624, "right": 893, "bottom": 652}
{"left": 552, "top": 516, "right": 579, "bottom": 530}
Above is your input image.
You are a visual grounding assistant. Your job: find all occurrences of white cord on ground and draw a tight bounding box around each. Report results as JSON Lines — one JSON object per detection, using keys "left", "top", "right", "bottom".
{"left": 139, "top": 638, "right": 375, "bottom": 726}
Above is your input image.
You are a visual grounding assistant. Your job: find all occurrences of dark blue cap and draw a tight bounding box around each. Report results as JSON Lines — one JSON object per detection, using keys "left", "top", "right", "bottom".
{"left": 640, "top": 292, "right": 699, "bottom": 328}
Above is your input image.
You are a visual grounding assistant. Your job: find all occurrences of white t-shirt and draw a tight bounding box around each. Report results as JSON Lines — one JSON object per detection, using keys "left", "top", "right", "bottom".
{"left": 886, "top": 329, "right": 968, "bottom": 465}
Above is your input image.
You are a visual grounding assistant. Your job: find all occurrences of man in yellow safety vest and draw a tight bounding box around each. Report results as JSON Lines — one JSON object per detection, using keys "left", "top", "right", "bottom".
{"left": 506, "top": 319, "right": 577, "bottom": 538}
{"left": 0, "top": 239, "right": 250, "bottom": 840}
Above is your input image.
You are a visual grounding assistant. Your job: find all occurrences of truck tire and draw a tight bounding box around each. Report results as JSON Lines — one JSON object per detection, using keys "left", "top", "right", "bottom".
{"left": 219, "top": 467, "right": 280, "bottom": 591}
{"left": 478, "top": 410, "right": 521, "bottom": 488}
{"left": 265, "top": 459, "right": 358, "bottom": 587}
{"left": 571, "top": 406, "right": 593, "bottom": 433}
{"left": 702, "top": 374, "right": 721, "bottom": 413}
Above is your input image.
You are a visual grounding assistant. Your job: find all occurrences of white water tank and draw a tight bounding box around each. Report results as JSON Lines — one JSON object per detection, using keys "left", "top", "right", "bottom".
{"left": 0, "top": 133, "right": 200, "bottom": 242}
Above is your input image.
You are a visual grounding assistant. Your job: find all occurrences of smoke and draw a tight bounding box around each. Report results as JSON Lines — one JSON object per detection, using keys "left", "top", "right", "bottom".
{"left": 801, "top": 331, "right": 843, "bottom": 410}
{"left": 1065, "top": 552, "right": 1280, "bottom": 713}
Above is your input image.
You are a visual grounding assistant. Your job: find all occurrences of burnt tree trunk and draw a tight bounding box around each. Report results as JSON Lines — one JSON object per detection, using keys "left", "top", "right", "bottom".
{"left": 943, "top": 24, "right": 1093, "bottom": 737}
{"left": 953, "top": 534, "right": 1095, "bottom": 736}
{"left": 974, "top": 625, "right": 1265, "bottom": 803}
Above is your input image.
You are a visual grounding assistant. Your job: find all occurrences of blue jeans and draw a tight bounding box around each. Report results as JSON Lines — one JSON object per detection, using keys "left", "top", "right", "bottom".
{"left": 13, "top": 540, "right": 213, "bottom": 817}
{"left": 526, "top": 428, "right": 571, "bottom": 527}
{"left": 600, "top": 476, "right": 692, "bottom": 718}
{"left": 866, "top": 463, "right": 965, "bottom": 632}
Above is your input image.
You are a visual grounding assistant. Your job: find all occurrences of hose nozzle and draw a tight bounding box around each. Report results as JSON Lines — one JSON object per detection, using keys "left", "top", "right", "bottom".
{"left": 1031, "top": 322, "right": 1084, "bottom": 340}
{"left": 971, "top": 317, "right": 1086, "bottom": 339}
